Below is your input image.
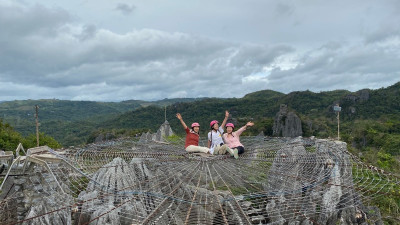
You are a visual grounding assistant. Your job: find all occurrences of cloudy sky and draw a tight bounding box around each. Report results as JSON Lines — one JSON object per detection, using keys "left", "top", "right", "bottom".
{"left": 1, "top": 0, "right": 399, "bottom": 101}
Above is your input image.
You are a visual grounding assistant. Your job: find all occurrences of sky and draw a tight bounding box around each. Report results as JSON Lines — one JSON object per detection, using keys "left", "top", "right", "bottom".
{"left": 1, "top": 0, "right": 399, "bottom": 102}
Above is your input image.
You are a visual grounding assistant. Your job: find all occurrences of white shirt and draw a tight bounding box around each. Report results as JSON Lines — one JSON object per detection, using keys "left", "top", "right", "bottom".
{"left": 208, "top": 126, "right": 224, "bottom": 154}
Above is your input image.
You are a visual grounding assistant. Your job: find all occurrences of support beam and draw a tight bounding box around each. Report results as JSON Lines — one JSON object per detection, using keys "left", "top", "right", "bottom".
{"left": 24, "top": 156, "right": 65, "bottom": 194}
{"left": 0, "top": 156, "right": 21, "bottom": 192}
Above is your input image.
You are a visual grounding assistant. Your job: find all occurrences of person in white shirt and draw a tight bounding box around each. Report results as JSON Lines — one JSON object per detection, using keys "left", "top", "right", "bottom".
{"left": 207, "top": 110, "right": 235, "bottom": 156}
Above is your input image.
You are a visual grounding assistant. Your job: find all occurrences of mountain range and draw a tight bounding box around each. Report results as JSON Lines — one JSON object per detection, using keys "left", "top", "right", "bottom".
{"left": 0, "top": 82, "right": 399, "bottom": 151}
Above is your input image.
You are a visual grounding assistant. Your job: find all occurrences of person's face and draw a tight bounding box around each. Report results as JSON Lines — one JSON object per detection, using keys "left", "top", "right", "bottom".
{"left": 212, "top": 123, "right": 219, "bottom": 130}
{"left": 226, "top": 127, "right": 233, "bottom": 133}
{"left": 193, "top": 126, "right": 200, "bottom": 133}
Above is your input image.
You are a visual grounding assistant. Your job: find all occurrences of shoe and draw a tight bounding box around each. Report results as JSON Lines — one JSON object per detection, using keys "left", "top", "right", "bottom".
{"left": 226, "top": 147, "right": 234, "bottom": 156}
{"left": 233, "top": 149, "right": 239, "bottom": 159}
{"left": 213, "top": 148, "right": 219, "bottom": 155}
{"left": 220, "top": 146, "right": 227, "bottom": 155}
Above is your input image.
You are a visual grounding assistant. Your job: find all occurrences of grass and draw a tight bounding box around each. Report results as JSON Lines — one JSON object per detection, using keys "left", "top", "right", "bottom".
{"left": 305, "top": 146, "right": 317, "bottom": 153}
{"left": 69, "top": 176, "right": 90, "bottom": 198}
{"left": 0, "top": 178, "right": 3, "bottom": 194}
{"left": 352, "top": 165, "right": 400, "bottom": 224}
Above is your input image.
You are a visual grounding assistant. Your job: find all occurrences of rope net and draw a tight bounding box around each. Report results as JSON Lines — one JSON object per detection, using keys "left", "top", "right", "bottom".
{"left": 0, "top": 137, "right": 399, "bottom": 224}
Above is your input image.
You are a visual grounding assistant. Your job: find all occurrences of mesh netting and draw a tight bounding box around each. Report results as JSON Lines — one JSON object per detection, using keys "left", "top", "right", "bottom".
{"left": 0, "top": 136, "right": 399, "bottom": 224}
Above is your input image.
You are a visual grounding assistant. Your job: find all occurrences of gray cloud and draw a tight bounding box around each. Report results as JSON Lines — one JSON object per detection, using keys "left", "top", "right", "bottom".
{"left": 0, "top": 3, "right": 71, "bottom": 39}
{"left": 364, "top": 24, "right": 400, "bottom": 44}
{"left": 76, "top": 24, "right": 97, "bottom": 41}
{"left": 0, "top": 2, "right": 293, "bottom": 100}
{"left": 275, "top": 3, "right": 294, "bottom": 17}
{"left": 267, "top": 40, "right": 400, "bottom": 93}
{"left": 0, "top": 1, "right": 400, "bottom": 101}
{"left": 115, "top": 3, "right": 136, "bottom": 15}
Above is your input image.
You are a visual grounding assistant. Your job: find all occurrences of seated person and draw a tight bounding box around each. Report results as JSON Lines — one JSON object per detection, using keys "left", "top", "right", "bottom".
{"left": 223, "top": 122, "right": 254, "bottom": 159}
{"left": 176, "top": 113, "right": 210, "bottom": 153}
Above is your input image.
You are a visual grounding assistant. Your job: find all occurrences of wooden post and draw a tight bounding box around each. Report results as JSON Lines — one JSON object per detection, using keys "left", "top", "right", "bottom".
{"left": 35, "top": 105, "right": 39, "bottom": 147}
{"left": 333, "top": 104, "right": 341, "bottom": 141}
{"left": 337, "top": 111, "right": 340, "bottom": 140}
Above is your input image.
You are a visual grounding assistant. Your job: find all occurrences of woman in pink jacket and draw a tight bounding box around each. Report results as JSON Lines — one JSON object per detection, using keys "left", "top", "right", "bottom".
{"left": 223, "top": 122, "right": 254, "bottom": 159}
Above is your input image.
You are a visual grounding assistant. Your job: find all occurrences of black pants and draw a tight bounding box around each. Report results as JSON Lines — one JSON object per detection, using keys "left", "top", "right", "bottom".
{"left": 233, "top": 146, "right": 245, "bottom": 154}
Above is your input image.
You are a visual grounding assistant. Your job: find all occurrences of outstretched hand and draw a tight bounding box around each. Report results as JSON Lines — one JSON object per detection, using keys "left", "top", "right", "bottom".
{"left": 176, "top": 113, "right": 182, "bottom": 120}
{"left": 246, "top": 122, "right": 254, "bottom": 127}
{"left": 225, "top": 110, "right": 229, "bottom": 118}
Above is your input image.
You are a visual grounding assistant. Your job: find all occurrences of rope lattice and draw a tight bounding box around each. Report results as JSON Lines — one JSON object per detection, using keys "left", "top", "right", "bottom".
{"left": 0, "top": 137, "right": 399, "bottom": 224}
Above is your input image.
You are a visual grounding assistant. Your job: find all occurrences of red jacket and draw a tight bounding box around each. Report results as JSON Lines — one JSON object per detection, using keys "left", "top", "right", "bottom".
{"left": 184, "top": 127, "right": 199, "bottom": 148}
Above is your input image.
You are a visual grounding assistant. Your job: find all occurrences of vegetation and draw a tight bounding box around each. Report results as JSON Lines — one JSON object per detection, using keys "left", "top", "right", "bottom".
{"left": 352, "top": 166, "right": 400, "bottom": 224}
{"left": 0, "top": 98, "right": 202, "bottom": 146}
{"left": 0, "top": 119, "right": 61, "bottom": 153}
{"left": 69, "top": 176, "right": 90, "bottom": 198}
{"left": 1, "top": 82, "right": 399, "bottom": 163}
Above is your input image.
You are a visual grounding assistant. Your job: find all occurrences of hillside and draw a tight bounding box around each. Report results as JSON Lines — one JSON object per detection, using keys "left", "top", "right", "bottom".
{"left": 0, "top": 98, "right": 201, "bottom": 146}
{"left": 104, "top": 82, "right": 400, "bottom": 134}
{"left": 102, "top": 82, "right": 400, "bottom": 173}
{"left": 0, "top": 82, "right": 399, "bottom": 152}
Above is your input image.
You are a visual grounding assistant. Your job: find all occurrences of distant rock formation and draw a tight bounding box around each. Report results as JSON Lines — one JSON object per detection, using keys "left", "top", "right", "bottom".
{"left": 256, "top": 131, "right": 264, "bottom": 137}
{"left": 139, "top": 131, "right": 153, "bottom": 143}
{"left": 139, "top": 120, "right": 174, "bottom": 143}
{"left": 344, "top": 89, "right": 370, "bottom": 104}
{"left": 339, "top": 89, "right": 370, "bottom": 118}
{"left": 272, "top": 104, "right": 302, "bottom": 137}
{"left": 93, "top": 133, "right": 114, "bottom": 143}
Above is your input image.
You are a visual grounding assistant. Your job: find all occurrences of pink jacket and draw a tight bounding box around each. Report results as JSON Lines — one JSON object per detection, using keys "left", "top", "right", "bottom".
{"left": 223, "top": 126, "right": 246, "bottom": 148}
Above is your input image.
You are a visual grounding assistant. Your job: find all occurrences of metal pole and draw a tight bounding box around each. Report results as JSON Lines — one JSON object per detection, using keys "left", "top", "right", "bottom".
{"left": 337, "top": 111, "right": 340, "bottom": 140}
{"left": 35, "top": 105, "right": 39, "bottom": 147}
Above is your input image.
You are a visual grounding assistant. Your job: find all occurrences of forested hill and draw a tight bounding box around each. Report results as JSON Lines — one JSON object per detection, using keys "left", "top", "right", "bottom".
{"left": 0, "top": 82, "right": 399, "bottom": 149}
{"left": 103, "top": 82, "right": 400, "bottom": 166}
{"left": 0, "top": 98, "right": 201, "bottom": 146}
{"left": 105, "top": 82, "right": 400, "bottom": 135}
{"left": 0, "top": 98, "right": 201, "bottom": 123}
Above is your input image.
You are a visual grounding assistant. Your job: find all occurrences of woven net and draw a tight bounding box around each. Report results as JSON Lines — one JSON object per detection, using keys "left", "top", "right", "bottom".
{"left": 0, "top": 136, "right": 399, "bottom": 224}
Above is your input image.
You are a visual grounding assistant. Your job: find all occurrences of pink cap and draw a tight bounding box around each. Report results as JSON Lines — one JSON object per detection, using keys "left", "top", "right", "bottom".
{"left": 225, "top": 123, "right": 234, "bottom": 128}
{"left": 210, "top": 120, "right": 219, "bottom": 128}
{"left": 191, "top": 122, "right": 200, "bottom": 127}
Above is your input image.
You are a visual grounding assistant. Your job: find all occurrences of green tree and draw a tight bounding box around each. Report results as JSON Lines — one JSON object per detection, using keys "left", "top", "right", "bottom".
{"left": 0, "top": 119, "right": 24, "bottom": 152}
{"left": 381, "top": 134, "right": 400, "bottom": 156}
{"left": 23, "top": 132, "right": 62, "bottom": 149}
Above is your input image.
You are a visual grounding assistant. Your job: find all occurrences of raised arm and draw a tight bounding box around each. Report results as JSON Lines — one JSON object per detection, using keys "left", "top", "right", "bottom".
{"left": 246, "top": 121, "right": 254, "bottom": 127}
{"left": 220, "top": 110, "right": 230, "bottom": 128}
{"left": 176, "top": 113, "right": 188, "bottom": 129}
{"left": 236, "top": 121, "right": 255, "bottom": 136}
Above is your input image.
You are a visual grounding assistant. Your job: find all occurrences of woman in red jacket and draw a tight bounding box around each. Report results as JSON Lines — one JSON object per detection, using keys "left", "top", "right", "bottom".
{"left": 176, "top": 113, "right": 210, "bottom": 153}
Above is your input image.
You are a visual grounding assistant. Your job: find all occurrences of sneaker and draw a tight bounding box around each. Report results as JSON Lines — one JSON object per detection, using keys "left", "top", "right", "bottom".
{"left": 233, "top": 148, "right": 239, "bottom": 159}
{"left": 226, "top": 147, "right": 234, "bottom": 156}
{"left": 212, "top": 148, "right": 219, "bottom": 155}
{"left": 220, "top": 146, "right": 227, "bottom": 155}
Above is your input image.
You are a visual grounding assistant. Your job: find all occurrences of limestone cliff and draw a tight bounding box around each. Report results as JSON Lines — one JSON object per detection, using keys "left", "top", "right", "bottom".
{"left": 273, "top": 104, "right": 303, "bottom": 137}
